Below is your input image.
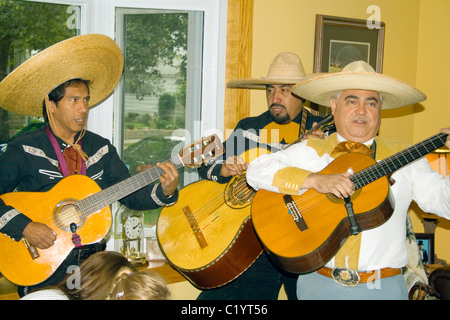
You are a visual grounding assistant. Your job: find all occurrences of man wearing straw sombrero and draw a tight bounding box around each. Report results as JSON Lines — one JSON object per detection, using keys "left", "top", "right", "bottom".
{"left": 247, "top": 61, "right": 450, "bottom": 299}
{"left": 0, "top": 34, "right": 179, "bottom": 296}
{"left": 196, "top": 52, "right": 333, "bottom": 300}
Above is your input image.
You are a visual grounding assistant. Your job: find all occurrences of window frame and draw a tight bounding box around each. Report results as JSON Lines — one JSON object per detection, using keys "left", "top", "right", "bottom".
{"left": 24, "top": 0, "right": 227, "bottom": 147}
{"left": 22, "top": 0, "right": 227, "bottom": 251}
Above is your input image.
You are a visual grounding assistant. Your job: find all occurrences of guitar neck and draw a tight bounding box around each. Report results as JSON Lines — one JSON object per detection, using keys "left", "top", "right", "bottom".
{"left": 352, "top": 132, "right": 447, "bottom": 190}
{"left": 77, "top": 155, "right": 183, "bottom": 215}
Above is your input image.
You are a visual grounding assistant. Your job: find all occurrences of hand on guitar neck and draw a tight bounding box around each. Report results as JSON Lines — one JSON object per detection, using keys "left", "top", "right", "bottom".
{"left": 132, "top": 162, "right": 179, "bottom": 197}
{"left": 22, "top": 221, "right": 56, "bottom": 249}
{"left": 156, "top": 162, "right": 179, "bottom": 197}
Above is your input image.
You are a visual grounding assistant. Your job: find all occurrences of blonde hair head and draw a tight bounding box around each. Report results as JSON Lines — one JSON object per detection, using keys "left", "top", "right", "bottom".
{"left": 59, "top": 251, "right": 134, "bottom": 300}
{"left": 107, "top": 270, "right": 170, "bottom": 300}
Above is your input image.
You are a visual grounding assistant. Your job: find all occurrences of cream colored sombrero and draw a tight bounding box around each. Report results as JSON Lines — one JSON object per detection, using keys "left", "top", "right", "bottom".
{"left": 0, "top": 34, "right": 124, "bottom": 117}
{"left": 292, "top": 60, "right": 426, "bottom": 109}
{"left": 227, "top": 52, "right": 309, "bottom": 89}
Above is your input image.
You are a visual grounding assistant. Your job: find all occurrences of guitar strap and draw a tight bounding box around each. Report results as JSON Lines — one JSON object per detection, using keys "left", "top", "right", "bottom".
{"left": 334, "top": 141, "right": 377, "bottom": 271}
{"left": 299, "top": 107, "right": 308, "bottom": 137}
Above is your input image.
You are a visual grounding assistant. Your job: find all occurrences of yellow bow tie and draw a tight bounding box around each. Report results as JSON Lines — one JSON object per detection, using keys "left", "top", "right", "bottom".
{"left": 331, "top": 141, "right": 374, "bottom": 158}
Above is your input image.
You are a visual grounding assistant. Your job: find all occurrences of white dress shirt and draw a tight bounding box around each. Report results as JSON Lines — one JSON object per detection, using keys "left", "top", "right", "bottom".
{"left": 247, "top": 133, "right": 450, "bottom": 271}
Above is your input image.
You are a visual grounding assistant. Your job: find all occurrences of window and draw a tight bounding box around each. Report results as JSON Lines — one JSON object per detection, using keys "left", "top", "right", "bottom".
{"left": 0, "top": 0, "right": 227, "bottom": 245}
{"left": 115, "top": 8, "right": 203, "bottom": 178}
{"left": 0, "top": 0, "right": 79, "bottom": 148}
{"left": 115, "top": 7, "right": 205, "bottom": 225}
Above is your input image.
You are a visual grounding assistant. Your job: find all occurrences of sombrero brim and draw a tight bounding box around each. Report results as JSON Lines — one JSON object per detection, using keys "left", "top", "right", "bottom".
{"left": 0, "top": 34, "right": 124, "bottom": 117}
{"left": 227, "top": 75, "right": 313, "bottom": 89}
{"left": 292, "top": 71, "right": 426, "bottom": 109}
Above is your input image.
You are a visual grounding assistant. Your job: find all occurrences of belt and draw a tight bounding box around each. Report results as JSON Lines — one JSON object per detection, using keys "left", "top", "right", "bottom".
{"left": 317, "top": 266, "right": 402, "bottom": 286}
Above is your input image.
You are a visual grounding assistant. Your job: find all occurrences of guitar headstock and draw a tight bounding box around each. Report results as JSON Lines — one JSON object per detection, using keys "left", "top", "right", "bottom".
{"left": 179, "top": 134, "right": 224, "bottom": 168}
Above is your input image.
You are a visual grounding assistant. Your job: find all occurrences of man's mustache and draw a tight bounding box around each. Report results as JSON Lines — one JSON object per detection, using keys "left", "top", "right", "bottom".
{"left": 269, "top": 103, "right": 286, "bottom": 110}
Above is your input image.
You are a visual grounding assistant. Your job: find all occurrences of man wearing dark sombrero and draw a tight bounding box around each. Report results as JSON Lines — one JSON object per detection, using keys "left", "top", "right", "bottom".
{"left": 0, "top": 34, "right": 179, "bottom": 297}
{"left": 196, "top": 52, "right": 333, "bottom": 300}
{"left": 247, "top": 60, "right": 450, "bottom": 299}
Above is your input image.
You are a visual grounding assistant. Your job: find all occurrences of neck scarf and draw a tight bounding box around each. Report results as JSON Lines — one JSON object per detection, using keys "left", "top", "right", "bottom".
{"left": 46, "top": 126, "right": 86, "bottom": 176}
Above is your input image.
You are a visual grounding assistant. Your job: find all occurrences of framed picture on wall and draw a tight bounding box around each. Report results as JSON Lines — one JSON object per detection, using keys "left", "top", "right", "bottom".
{"left": 415, "top": 233, "right": 435, "bottom": 265}
{"left": 313, "top": 14, "right": 385, "bottom": 73}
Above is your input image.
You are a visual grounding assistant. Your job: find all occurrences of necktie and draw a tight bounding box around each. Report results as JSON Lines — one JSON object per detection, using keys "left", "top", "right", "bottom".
{"left": 331, "top": 141, "right": 374, "bottom": 158}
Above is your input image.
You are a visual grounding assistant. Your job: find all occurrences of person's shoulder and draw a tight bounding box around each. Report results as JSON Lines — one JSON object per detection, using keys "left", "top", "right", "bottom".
{"left": 83, "top": 130, "right": 109, "bottom": 142}
{"left": 20, "top": 288, "right": 69, "bottom": 300}
{"left": 374, "top": 136, "right": 410, "bottom": 158}
{"left": 304, "top": 132, "right": 338, "bottom": 157}
{"left": 308, "top": 113, "right": 326, "bottom": 123}
{"left": 235, "top": 110, "right": 271, "bottom": 130}
{"left": 83, "top": 130, "right": 113, "bottom": 149}
{"left": 302, "top": 109, "right": 326, "bottom": 123}
{"left": 8, "top": 125, "right": 48, "bottom": 146}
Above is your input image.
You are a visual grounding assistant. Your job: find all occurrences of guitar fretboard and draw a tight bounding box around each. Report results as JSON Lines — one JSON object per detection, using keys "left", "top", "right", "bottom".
{"left": 352, "top": 132, "right": 447, "bottom": 190}
{"left": 76, "top": 154, "right": 182, "bottom": 216}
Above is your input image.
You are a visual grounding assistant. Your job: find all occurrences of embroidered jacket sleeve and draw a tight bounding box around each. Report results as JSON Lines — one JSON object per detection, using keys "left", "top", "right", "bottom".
{"left": 0, "top": 142, "right": 33, "bottom": 241}
{"left": 0, "top": 129, "right": 178, "bottom": 242}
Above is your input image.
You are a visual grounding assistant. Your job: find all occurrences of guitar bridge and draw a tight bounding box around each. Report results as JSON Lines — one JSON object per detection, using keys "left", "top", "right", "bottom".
{"left": 182, "top": 206, "right": 208, "bottom": 249}
{"left": 283, "top": 195, "right": 308, "bottom": 231}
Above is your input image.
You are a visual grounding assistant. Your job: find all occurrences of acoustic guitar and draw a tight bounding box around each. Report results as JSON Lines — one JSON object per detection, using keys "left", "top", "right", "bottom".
{"left": 157, "top": 116, "right": 335, "bottom": 288}
{"left": 251, "top": 132, "right": 448, "bottom": 274}
{"left": 0, "top": 134, "right": 223, "bottom": 286}
{"left": 156, "top": 148, "right": 268, "bottom": 289}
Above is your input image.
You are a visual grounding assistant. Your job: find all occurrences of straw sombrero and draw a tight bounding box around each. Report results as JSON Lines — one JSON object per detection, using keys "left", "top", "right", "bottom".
{"left": 0, "top": 34, "right": 124, "bottom": 117}
{"left": 292, "top": 60, "right": 426, "bottom": 109}
{"left": 227, "top": 52, "right": 308, "bottom": 89}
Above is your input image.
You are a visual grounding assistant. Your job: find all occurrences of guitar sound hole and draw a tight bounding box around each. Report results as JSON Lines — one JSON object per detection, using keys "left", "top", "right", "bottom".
{"left": 53, "top": 199, "right": 85, "bottom": 232}
{"left": 224, "top": 174, "right": 256, "bottom": 209}
{"left": 325, "top": 188, "right": 362, "bottom": 204}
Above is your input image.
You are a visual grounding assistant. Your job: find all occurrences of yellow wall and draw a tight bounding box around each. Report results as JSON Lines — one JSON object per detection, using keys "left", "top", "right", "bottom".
{"left": 416, "top": 0, "right": 450, "bottom": 140}
{"left": 415, "top": 0, "right": 450, "bottom": 265}
{"left": 251, "top": 0, "right": 423, "bottom": 142}
{"left": 249, "top": 0, "right": 450, "bottom": 263}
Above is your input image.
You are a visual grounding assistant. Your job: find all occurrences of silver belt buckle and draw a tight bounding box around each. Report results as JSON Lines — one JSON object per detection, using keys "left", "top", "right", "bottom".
{"left": 331, "top": 268, "right": 360, "bottom": 287}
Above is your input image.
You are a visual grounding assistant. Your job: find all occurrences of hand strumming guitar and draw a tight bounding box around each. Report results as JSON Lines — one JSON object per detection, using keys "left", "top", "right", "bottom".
{"left": 22, "top": 221, "right": 56, "bottom": 249}
{"left": 220, "top": 156, "right": 249, "bottom": 178}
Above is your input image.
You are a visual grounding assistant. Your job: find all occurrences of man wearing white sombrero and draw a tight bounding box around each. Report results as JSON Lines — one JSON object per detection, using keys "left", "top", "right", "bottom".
{"left": 246, "top": 61, "right": 450, "bottom": 299}
{"left": 196, "top": 52, "right": 332, "bottom": 300}
{"left": 0, "top": 34, "right": 179, "bottom": 296}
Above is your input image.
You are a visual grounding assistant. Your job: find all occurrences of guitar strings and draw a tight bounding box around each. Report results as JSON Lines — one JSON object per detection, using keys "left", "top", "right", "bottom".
{"left": 189, "top": 191, "right": 230, "bottom": 224}
{"left": 190, "top": 178, "right": 255, "bottom": 225}
{"left": 14, "top": 165, "right": 171, "bottom": 241}
{"left": 21, "top": 140, "right": 433, "bottom": 247}
{"left": 6, "top": 140, "right": 221, "bottom": 258}
{"left": 16, "top": 134, "right": 445, "bottom": 260}
{"left": 181, "top": 183, "right": 253, "bottom": 231}
{"left": 287, "top": 135, "right": 448, "bottom": 215}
